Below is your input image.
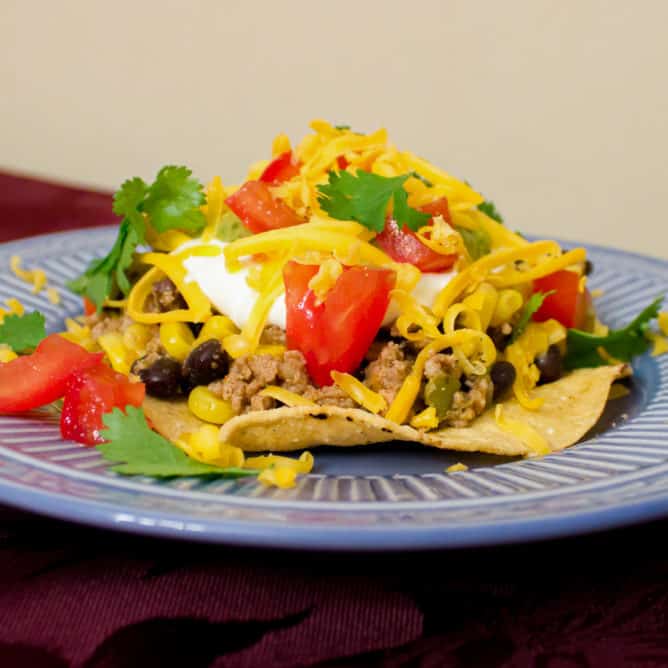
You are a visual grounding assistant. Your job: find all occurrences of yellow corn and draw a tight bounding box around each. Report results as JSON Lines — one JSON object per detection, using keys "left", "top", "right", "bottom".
{"left": 159, "top": 322, "right": 195, "bottom": 362}
{"left": 193, "top": 315, "right": 238, "bottom": 347}
{"left": 98, "top": 332, "right": 134, "bottom": 374}
{"left": 123, "top": 323, "right": 153, "bottom": 354}
{"left": 187, "top": 386, "right": 235, "bottom": 424}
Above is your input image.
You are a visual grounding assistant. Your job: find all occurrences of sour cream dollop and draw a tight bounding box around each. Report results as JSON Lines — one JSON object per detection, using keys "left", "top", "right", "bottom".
{"left": 181, "top": 240, "right": 454, "bottom": 330}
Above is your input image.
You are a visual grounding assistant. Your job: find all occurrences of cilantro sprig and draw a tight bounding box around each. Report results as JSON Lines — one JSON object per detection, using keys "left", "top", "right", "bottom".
{"left": 67, "top": 166, "right": 207, "bottom": 309}
{"left": 0, "top": 311, "right": 46, "bottom": 353}
{"left": 564, "top": 297, "right": 663, "bottom": 370}
{"left": 98, "top": 407, "right": 256, "bottom": 478}
{"left": 317, "top": 170, "right": 430, "bottom": 233}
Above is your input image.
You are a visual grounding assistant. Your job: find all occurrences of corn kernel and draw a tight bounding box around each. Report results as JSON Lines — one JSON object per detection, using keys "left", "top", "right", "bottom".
{"left": 160, "top": 322, "right": 194, "bottom": 362}
{"left": 188, "top": 386, "right": 235, "bottom": 424}
{"left": 194, "top": 315, "right": 238, "bottom": 347}
{"left": 98, "top": 332, "right": 134, "bottom": 374}
{"left": 123, "top": 323, "right": 153, "bottom": 354}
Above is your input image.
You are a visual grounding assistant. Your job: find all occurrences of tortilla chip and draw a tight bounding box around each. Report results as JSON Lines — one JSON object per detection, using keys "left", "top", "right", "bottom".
{"left": 143, "top": 365, "right": 625, "bottom": 457}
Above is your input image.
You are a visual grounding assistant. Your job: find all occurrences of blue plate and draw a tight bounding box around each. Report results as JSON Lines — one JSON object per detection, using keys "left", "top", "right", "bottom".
{"left": 0, "top": 228, "right": 667, "bottom": 550}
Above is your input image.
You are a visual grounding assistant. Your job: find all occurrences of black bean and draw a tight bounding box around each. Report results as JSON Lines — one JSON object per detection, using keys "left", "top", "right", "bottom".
{"left": 535, "top": 344, "right": 563, "bottom": 384}
{"left": 491, "top": 361, "right": 516, "bottom": 400}
{"left": 183, "top": 339, "right": 228, "bottom": 389}
{"left": 136, "top": 357, "right": 183, "bottom": 398}
{"left": 584, "top": 259, "right": 594, "bottom": 276}
{"left": 487, "top": 326, "right": 511, "bottom": 352}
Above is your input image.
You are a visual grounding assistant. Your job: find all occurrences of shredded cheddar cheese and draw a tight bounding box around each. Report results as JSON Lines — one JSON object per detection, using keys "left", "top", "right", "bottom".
{"left": 386, "top": 329, "right": 496, "bottom": 424}
{"left": 10, "top": 255, "right": 48, "bottom": 294}
{"left": 331, "top": 370, "right": 388, "bottom": 414}
{"left": 648, "top": 332, "right": 668, "bottom": 357}
{"left": 258, "top": 385, "right": 317, "bottom": 407}
{"left": 309, "top": 258, "right": 343, "bottom": 304}
{"left": 446, "top": 463, "right": 469, "bottom": 472}
{"left": 410, "top": 406, "right": 440, "bottom": 430}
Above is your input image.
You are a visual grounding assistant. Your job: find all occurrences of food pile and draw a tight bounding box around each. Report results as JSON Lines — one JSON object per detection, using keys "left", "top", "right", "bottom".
{"left": 1, "top": 120, "right": 666, "bottom": 486}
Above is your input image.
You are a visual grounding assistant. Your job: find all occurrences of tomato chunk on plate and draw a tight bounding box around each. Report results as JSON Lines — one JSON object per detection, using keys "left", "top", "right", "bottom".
{"left": 225, "top": 181, "right": 302, "bottom": 234}
{"left": 60, "top": 364, "right": 145, "bottom": 445}
{"left": 532, "top": 270, "right": 592, "bottom": 329}
{"left": 284, "top": 262, "right": 396, "bottom": 386}
{"left": 0, "top": 335, "right": 103, "bottom": 414}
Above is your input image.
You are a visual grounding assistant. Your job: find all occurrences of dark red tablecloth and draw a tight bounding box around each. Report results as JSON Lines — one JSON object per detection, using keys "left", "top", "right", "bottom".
{"left": 1, "top": 170, "right": 668, "bottom": 668}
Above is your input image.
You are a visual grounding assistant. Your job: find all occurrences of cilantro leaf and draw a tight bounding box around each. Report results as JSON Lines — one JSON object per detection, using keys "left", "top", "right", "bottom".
{"left": 457, "top": 225, "right": 491, "bottom": 261}
{"left": 113, "top": 177, "right": 148, "bottom": 237}
{"left": 510, "top": 291, "right": 555, "bottom": 343}
{"left": 68, "top": 165, "right": 206, "bottom": 309}
{"left": 564, "top": 297, "right": 664, "bottom": 370}
{"left": 98, "top": 406, "right": 257, "bottom": 478}
{"left": 0, "top": 311, "right": 46, "bottom": 352}
{"left": 142, "top": 166, "right": 206, "bottom": 234}
{"left": 317, "top": 170, "right": 430, "bottom": 233}
{"left": 478, "top": 200, "right": 504, "bottom": 223}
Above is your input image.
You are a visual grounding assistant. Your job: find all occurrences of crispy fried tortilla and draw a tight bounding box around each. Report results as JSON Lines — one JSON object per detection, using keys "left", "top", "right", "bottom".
{"left": 143, "top": 365, "right": 625, "bottom": 457}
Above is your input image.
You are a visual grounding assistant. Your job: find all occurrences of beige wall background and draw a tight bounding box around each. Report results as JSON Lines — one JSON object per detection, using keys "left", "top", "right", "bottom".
{"left": 2, "top": 1, "right": 667, "bottom": 257}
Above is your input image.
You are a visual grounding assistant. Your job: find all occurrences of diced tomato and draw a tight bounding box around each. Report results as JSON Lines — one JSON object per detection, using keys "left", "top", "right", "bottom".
{"left": 0, "top": 335, "right": 103, "bottom": 414}
{"left": 375, "top": 219, "right": 457, "bottom": 273}
{"left": 374, "top": 197, "right": 457, "bottom": 273}
{"left": 60, "top": 365, "right": 145, "bottom": 445}
{"left": 259, "top": 151, "right": 301, "bottom": 184}
{"left": 225, "top": 180, "right": 302, "bottom": 234}
{"left": 418, "top": 197, "right": 452, "bottom": 224}
{"left": 284, "top": 262, "right": 395, "bottom": 386}
{"left": 83, "top": 297, "right": 97, "bottom": 316}
{"left": 532, "top": 270, "right": 592, "bottom": 329}
{"left": 336, "top": 155, "right": 349, "bottom": 170}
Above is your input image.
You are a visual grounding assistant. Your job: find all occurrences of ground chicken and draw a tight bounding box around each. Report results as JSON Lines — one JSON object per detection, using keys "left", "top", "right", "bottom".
{"left": 364, "top": 341, "right": 414, "bottom": 406}
{"left": 442, "top": 375, "right": 493, "bottom": 428}
{"left": 210, "top": 350, "right": 312, "bottom": 414}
